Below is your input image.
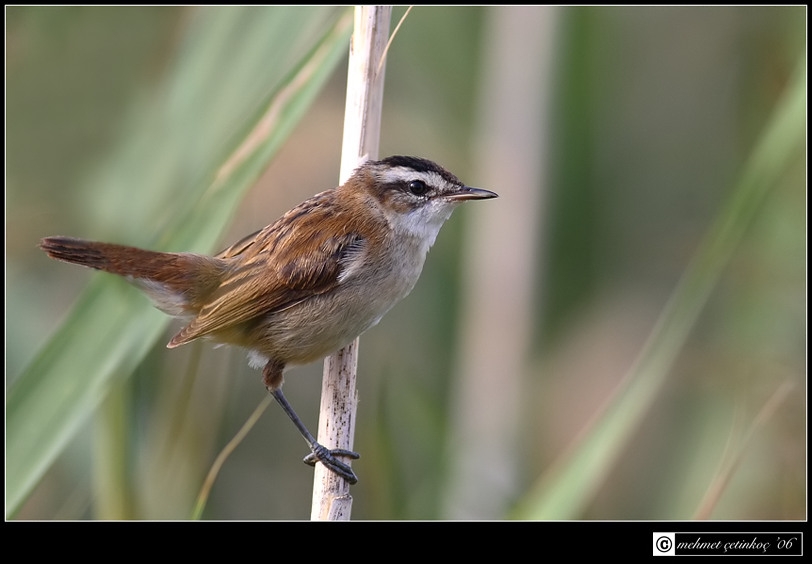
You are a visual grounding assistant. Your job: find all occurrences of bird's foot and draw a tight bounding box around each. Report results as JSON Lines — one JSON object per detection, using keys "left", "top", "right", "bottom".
{"left": 303, "top": 444, "right": 360, "bottom": 484}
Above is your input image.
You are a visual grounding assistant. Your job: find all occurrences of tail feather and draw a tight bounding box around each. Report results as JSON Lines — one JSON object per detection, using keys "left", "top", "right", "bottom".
{"left": 40, "top": 236, "right": 124, "bottom": 272}
{"left": 40, "top": 236, "right": 227, "bottom": 316}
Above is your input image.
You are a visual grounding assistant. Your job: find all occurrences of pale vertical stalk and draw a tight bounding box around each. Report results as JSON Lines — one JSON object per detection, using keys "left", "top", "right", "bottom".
{"left": 311, "top": 5, "right": 391, "bottom": 521}
{"left": 444, "top": 6, "right": 558, "bottom": 518}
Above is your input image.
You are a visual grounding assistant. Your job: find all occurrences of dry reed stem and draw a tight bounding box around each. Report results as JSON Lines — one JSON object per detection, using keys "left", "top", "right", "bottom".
{"left": 311, "top": 5, "right": 391, "bottom": 521}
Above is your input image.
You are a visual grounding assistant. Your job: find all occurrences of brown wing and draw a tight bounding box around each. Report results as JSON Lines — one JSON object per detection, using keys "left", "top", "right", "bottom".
{"left": 167, "top": 191, "right": 367, "bottom": 347}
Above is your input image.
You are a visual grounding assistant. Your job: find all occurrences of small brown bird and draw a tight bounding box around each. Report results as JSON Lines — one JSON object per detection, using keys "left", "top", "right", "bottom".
{"left": 40, "top": 155, "right": 497, "bottom": 484}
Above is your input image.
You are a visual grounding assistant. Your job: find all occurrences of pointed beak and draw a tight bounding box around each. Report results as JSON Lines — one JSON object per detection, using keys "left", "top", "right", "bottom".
{"left": 445, "top": 186, "right": 499, "bottom": 202}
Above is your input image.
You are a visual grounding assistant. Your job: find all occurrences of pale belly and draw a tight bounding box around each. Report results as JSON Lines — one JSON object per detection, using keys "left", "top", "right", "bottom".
{"left": 234, "top": 269, "right": 418, "bottom": 369}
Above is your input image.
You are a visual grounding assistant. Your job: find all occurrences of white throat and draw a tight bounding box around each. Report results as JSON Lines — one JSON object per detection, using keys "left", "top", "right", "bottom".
{"left": 389, "top": 199, "right": 457, "bottom": 255}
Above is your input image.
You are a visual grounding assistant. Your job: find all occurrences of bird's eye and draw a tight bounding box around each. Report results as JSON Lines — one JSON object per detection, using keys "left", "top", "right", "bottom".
{"left": 408, "top": 180, "right": 429, "bottom": 196}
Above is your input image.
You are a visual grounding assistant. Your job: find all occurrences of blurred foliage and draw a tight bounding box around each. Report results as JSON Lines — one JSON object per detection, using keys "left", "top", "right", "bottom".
{"left": 6, "top": 6, "right": 805, "bottom": 520}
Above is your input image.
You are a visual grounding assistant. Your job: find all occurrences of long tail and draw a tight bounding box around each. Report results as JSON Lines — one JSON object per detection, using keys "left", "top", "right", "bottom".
{"left": 40, "top": 236, "right": 227, "bottom": 316}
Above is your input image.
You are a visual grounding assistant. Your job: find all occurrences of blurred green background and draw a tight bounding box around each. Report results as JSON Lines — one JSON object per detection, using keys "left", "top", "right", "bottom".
{"left": 6, "top": 6, "right": 805, "bottom": 520}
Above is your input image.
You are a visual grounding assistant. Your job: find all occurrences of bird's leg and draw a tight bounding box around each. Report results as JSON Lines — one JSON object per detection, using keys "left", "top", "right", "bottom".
{"left": 270, "top": 388, "right": 360, "bottom": 484}
{"left": 263, "top": 361, "right": 359, "bottom": 484}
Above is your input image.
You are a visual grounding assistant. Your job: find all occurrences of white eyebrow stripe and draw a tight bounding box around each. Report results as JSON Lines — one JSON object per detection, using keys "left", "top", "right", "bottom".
{"left": 379, "top": 168, "right": 449, "bottom": 188}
